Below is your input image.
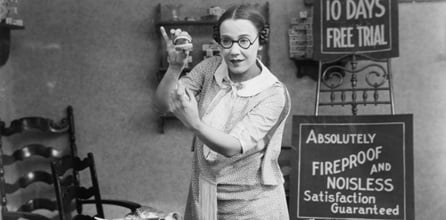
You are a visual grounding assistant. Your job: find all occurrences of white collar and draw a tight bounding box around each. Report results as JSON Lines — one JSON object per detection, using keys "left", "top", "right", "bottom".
{"left": 214, "top": 58, "right": 279, "bottom": 97}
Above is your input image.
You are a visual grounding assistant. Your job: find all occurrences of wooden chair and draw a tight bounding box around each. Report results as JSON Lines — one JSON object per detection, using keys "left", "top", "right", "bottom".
{"left": 51, "top": 152, "right": 141, "bottom": 220}
{"left": 0, "top": 106, "right": 76, "bottom": 220}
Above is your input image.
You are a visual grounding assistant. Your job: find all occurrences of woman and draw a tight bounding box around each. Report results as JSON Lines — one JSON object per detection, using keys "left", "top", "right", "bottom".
{"left": 155, "top": 4, "right": 290, "bottom": 220}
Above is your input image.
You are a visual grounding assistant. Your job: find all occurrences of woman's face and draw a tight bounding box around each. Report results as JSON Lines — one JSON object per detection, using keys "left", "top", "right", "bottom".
{"left": 219, "top": 19, "right": 261, "bottom": 81}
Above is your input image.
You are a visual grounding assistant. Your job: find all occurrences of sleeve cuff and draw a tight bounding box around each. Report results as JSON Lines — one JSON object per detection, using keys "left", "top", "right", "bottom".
{"left": 230, "top": 125, "right": 255, "bottom": 154}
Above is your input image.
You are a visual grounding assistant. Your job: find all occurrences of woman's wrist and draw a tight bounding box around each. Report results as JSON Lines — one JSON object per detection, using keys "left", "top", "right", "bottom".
{"left": 167, "top": 64, "right": 184, "bottom": 73}
{"left": 189, "top": 120, "right": 204, "bottom": 134}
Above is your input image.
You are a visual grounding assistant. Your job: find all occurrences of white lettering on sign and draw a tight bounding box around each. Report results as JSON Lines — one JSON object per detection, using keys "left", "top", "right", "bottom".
{"left": 326, "top": 0, "right": 387, "bottom": 21}
{"left": 357, "top": 25, "right": 388, "bottom": 47}
{"left": 323, "top": 0, "right": 390, "bottom": 49}
{"left": 303, "top": 190, "right": 376, "bottom": 204}
{"left": 324, "top": 24, "right": 388, "bottom": 49}
{"left": 326, "top": 0, "right": 342, "bottom": 21}
{"left": 305, "top": 129, "right": 377, "bottom": 144}
{"left": 326, "top": 27, "right": 355, "bottom": 48}
{"left": 302, "top": 190, "right": 401, "bottom": 216}
{"left": 331, "top": 203, "right": 400, "bottom": 215}
{"left": 311, "top": 146, "right": 383, "bottom": 176}
{"left": 326, "top": 176, "right": 394, "bottom": 192}
{"left": 346, "top": 0, "right": 386, "bottom": 20}
{"left": 370, "top": 162, "right": 392, "bottom": 175}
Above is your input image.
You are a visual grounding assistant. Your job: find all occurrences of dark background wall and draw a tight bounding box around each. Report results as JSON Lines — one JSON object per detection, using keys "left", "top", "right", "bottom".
{"left": 0, "top": 0, "right": 445, "bottom": 219}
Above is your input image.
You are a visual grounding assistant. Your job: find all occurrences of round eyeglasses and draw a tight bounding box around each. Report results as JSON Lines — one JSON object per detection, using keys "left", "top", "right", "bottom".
{"left": 219, "top": 35, "right": 259, "bottom": 49}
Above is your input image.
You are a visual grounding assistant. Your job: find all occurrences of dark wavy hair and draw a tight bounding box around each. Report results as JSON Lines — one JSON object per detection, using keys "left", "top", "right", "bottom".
{"left": 213, "top": 4, "right": 270, "bottom": 45}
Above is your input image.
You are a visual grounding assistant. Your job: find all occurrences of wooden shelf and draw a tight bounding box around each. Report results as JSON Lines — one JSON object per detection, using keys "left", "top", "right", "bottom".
{"left": 1, "top": 20, "right": 24, "bottom": 66}
{"left": 158, "top": 67, "right": 191, "bottom": 73}
{"left": 0, "top": 23, "right": 24, "bottom": 30}
{"left": 157, "top": 20, "right": 216, "bottom": 26}
{"left": 0, "top": 18, "right": 25, "bottom": 29}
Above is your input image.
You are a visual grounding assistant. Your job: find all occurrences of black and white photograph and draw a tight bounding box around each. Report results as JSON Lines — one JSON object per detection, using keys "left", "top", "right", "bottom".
{"left": 0, "top": 0, "right": 444, "bottom": 219}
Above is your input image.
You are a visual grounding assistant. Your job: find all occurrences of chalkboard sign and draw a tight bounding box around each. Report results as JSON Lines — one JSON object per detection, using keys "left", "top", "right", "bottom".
{"left": 290, "top": 115, "right": 413, "bottom": 220}
{"left": 312, "top": 0, "right": 399, "bottom": 60}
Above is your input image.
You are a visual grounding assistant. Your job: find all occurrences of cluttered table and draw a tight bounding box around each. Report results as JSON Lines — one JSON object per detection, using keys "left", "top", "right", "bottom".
{"left": 94, "top": 206, "right": 182, "bottom": 220}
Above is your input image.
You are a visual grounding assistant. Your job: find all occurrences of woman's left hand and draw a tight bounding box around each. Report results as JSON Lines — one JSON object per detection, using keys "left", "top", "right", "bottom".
{"left": 168, "top": 82, "right": 201, "bottom": 130}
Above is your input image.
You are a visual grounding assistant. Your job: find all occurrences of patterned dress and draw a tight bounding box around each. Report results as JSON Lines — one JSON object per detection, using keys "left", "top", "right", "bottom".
{"left": 180, "top": 56, "right": 291, "bottom": 220}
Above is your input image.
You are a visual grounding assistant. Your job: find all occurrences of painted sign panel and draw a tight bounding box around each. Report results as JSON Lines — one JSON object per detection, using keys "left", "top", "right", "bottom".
{"left": 312, "top": 0, "right": 399, "bottom": 60}
{"left": 290, "top": 115, "right": 413, "bottom": 220}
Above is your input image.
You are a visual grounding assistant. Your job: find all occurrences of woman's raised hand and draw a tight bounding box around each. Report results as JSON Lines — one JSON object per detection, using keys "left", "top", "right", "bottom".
{"left": 160, "top": 26, "right": 191, "bottom": 70}
{"left": 168, "top": 81, "right": 200, "bottom": 130}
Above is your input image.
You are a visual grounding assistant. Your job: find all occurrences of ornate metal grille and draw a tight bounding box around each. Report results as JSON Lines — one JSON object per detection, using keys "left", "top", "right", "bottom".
{"left": 315, "top": 54, "right": 395, "bottom": 115}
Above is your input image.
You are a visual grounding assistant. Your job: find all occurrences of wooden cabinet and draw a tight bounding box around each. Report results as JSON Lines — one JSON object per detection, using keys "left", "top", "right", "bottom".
{"left": 0, "top": 21, "right": 23, "bottom": 66}
{"left": 154, "top": 3, "right": 270, "bottom": 133}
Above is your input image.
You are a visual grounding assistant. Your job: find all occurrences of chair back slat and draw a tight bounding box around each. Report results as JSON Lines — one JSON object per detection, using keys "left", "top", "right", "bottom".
{"left": 2, "top": 210, "right": 53, "bottom": 220}
{"left": 0, "top": 117, "right": 70, "bottom": 136}
{"left": 5, "top": 171, "right": 53, "bottom": 193}
{"left": 75, "top": 156, "right": 92, "bottom": 171}
{"left": 2, "top": 144, "right": 62, "bottom": 165}
{"left": 17, "top": 198, "right": 59, "bottom": 212}
{"left": 0, "top": 106, "right": 76, "bottom": 220}
{"left": 51, "top": 153, "right": 105, "bottom": 220}
{"left": 76, "top": 186, "right": 97, "bottom": 200}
